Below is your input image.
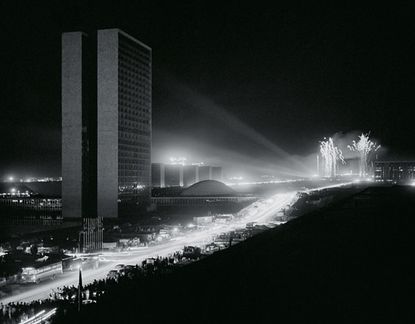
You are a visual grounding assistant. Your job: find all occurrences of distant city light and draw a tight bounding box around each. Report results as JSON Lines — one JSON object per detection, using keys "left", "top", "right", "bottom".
{"left": 226, "top": 178, "right": 304, "bottom": 186}
{"left": 169, "top": 157, "right": 187, "bottom": 165}
{"left": 10, "top": 188, "right": 16, "bottom": 193}
{"left": 229, "top": 176, "right": 244, "bottom": 181}
{"left": 2, "top": 176, "right": 62, "bottom": 183}
{"left": 191, "top": 162, "right": 205, "bottom": 166}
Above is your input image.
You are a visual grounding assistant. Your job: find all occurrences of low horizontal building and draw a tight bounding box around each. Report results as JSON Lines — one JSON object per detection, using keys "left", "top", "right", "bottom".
{"left": 151, "top": 164, "right": 223, "bottom": 188}
{"left": 151, "top": 180, "right": 257, "bottom": 207}
{"left": 0, "top": 181, "right": 62, "bottom": 225}
{"left": 374, "top": 161, "right": 415, "bottom": 183}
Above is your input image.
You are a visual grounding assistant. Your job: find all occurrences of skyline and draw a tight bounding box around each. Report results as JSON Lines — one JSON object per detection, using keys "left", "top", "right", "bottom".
{"left": 1, "top": 3, "right": 415, "bottom": 322}
{"left": 1, "top": 2, "right": 414, "bottom": 178}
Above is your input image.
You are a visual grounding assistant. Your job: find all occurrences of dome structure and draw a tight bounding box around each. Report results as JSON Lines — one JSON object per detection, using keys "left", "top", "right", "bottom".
{"left": 180, "top": 180, "right": 237, "bottom": 197}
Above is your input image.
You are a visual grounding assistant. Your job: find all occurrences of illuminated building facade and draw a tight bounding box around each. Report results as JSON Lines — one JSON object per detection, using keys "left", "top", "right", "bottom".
{"left": 198, "top": 166, "right": 212, "bottom": 181}
{"left": 164, "top": 164, "right": 183, "bottom": 187}
{"left": 183, "top": 165, "right": 199, "bottom": 187}
{"left": 62, "top": 29, "right": 151, "bottom": 220}
{"left": 79, "top": 217, "right": 103, "bottom": 252}
{"left": 211, "top": 166, "right": 223, "bottom": 181}
{"left": 0, "top": 197, "right": 62, "bottom": 226}
{"left": 151, "top": 163, "right": 165, "bottom": 188}
{"left": 374, "top": 161, "right": 415, "bottom": 183}
{"left": 97, "top": 29, "right": 152, "bottom": 218}
{"left": 151, "top": 164, "right": 223, "bottom": 188}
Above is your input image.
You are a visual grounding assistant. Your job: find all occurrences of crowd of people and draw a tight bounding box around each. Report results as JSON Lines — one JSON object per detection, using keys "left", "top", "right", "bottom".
{"left": 0, "top": 250, "right": 200, "bottom": 323}
{"left": 55, "top": 251, "right": 190, "bottom": 301}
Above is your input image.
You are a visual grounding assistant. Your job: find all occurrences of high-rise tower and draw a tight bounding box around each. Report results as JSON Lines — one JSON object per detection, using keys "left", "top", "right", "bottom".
{"left": 97, "top": 29, "right": 152, "bottom": 218}
{"left": 62, "top": 29, "right": 151, "bottom": 219}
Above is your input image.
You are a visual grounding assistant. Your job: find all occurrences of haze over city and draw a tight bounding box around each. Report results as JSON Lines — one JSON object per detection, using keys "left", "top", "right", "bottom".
{"left": 2, "top": 2, "right": 414, "bottom": 179}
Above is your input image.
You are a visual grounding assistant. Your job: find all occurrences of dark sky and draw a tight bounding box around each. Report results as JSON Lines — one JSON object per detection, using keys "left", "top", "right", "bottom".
{"left": 1, "top": 1, "right": 414, "bottom": 178}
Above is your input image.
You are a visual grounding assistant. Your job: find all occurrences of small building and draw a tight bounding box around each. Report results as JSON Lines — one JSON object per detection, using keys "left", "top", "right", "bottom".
{"left": 193, "top": 215, "right": 214, "bottom": 226}
{"left": 183, "top": 246, "right": 201, "bottom": 259}
{"left": 214, "top": 214, "right": 233, "bottom": 224}
{"left": 374, "top": 161, "right": 415, "bottom": 183}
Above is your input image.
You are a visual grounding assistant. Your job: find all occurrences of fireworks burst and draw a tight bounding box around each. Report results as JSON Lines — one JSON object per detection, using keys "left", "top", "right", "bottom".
{"left": 348, "top": 133, "right": 380, "bottom": 177}
{"left": 319, "top": 137, "right": 345, "bottom": 177}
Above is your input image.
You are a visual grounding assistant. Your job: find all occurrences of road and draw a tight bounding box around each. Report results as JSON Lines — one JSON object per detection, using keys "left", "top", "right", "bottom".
{"left": 0, "top": 182, "right": 351, "bottom": 304}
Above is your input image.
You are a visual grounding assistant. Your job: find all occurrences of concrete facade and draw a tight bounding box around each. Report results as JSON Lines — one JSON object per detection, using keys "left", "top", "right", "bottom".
{"left": 151, "top": 163, "right": 165, "bottom": 188}
{"left": 211, "top": 166, "right": 223, "bottom": 181}
{"left": 198, "top": 166, "right": 212, "bottom": 181}
{"left": 62, "top": 32, "right": 84, "bottom": 218}
{"left": 97, "top": 29, "right": 152, "bottom": 218}
{"left": 97, "top": 30, "right": 119, "bottom": 219}
{"left": 183, "top": 165, "right": 199, "bottom": 187}
{"left": 62, "top": 29, "right": 151, "bottom": 219}
{"left": 165, "top": 165, "right": 183, "bottom": 187}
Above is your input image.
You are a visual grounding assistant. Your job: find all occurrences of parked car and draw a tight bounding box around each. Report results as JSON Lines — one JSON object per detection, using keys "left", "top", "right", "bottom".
{"left": 107, "top": 270, "right": 119, "bottom": 280}
{"left": 114, "top": 264, "right": 125, "bottom": 272}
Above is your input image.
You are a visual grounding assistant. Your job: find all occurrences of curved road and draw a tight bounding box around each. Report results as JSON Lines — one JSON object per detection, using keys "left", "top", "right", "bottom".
{"left": 1, "top": 183, "right": 350, "bottom": 305}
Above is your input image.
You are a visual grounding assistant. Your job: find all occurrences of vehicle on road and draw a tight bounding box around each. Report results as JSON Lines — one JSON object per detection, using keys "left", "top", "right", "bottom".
{"left": 82, "top": 299, "right": 97, "bottom": 304}
{"left": 21, "top": 261, "right": 63, "bottom": 284}
{"left": 62, "top": 256, "right": 82, "bottom": 272}
{"left": 80, "top": 257, "right": 99, "bottom": 270}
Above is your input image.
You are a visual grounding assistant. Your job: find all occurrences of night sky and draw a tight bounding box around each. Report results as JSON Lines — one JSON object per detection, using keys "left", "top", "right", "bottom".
{"left": 1, "top": 1, "right": 414, "bottom": 178}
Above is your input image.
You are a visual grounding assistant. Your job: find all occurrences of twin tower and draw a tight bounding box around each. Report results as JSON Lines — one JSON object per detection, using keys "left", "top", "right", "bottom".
{"left": 62, "top": 29, "right": 152, "bottom": 219}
